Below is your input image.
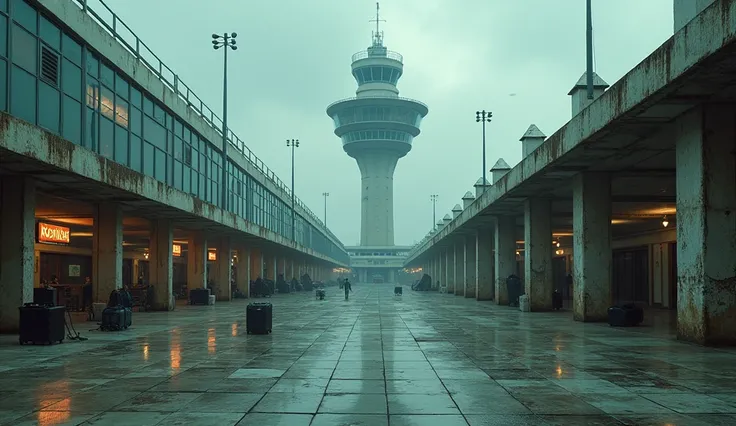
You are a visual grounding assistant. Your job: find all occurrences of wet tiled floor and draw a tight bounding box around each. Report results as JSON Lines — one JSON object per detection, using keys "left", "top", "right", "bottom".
{"left": 1, "top": 284, "right": 736, "bottom": 425}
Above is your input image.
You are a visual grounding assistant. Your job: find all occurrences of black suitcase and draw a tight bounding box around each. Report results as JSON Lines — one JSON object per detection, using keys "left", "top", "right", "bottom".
{"left": 394, "top": 286, "right": 403, "bottom": 296}
{"left": 247, "top": 302, "right": 272, "bottom": 334}
{"left": 33, "top": 288, "right": 57, "bottom": 306}
{"left": 608, "top": 304, "right": 644, "bottom": 327}
{"left": 189, "top": 288, "right": 211, "bottom": 305}
{"left": 101, "top": 306, "right": 126, "bottom": 331}
{"left": 552, "top": 290, "right": 563, "bottom": 310}
{"left": 506, "top": 275, "right": 522, "bottom": 307}
{"left": 19, "top": 305, "right": 65, "bottom": 345}
{"left": 123, "top": 307, "right": 132, "bottom": 328}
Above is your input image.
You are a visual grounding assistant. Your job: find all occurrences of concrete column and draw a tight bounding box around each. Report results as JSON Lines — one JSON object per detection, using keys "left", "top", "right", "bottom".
{"left": 572, "top": 173, "right": 612, "bottom": 322}
{"left": 676, "top": 105, "right": 736, "bottom": 345}
{"left": 438, "top": 252, "right": 445, "bottom": 289}
{"left": 445, "top": 249, "right": 453, "bottom": 293}
{"left": 476, "top": 228, "right": 493, "bottom": 301}
{"left": 524, "top": 199, "right": 553, "bottom": 311}
{"left": 464, "top": 235, "right": 476, "bottom": 298}
{"left": 93, "top": 204, "right": 123, "bottom": 302}
{"left": 289, "top": 259, "right": 295, "bottom": 280}
{"left": 278, "top": 257, "right": 286, "bottom": 279}
{"left": 236, "top": 247, "right": 250, "bottom": 298}
{"left": 187, "top": 234, "right": 207, "bottom": 290}
{"left": 249, "top": 248, "right": 261, "bottom": 280}
{"left": 149, "top": 219, "right": 173, "bottom": 310}
{"left": 495, "top": 216, "right": 516, "bottom": 305}
{"left": 0, "top": 177, "right": 35, "bottom": 333}
{"left": 455, "top": 238, "right": 465, "bottom": 296}
{"left": 214, "top": 237, "right": 232, "bottom": 301}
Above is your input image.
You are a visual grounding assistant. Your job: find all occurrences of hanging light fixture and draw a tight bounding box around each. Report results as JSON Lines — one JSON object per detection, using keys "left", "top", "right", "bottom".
{"left": 662, "top": 215, "right": 669, "bottom": 228}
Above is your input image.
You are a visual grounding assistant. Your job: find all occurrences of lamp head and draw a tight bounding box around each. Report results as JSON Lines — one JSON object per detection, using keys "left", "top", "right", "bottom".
{"left": 212, "top": 33, "right": 220, "bottom": 39}
{"left": 231, "top": 32, "right": 238, "bottom": 38}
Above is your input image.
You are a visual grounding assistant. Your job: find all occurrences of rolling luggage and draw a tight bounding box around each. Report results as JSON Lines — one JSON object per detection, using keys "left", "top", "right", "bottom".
{"left": 394, "top": 286, "right": 403, "bottom": 296}
{"left": 189, "top": 288, "right": 211, "bottom": 305}
{"left": 19, "top": 304, "right": 65, "bottom": 345}
{"left": 33, "top": 288, "right": 57, "bottom": 306}
{"left": 608, "top": 304, "right": 644, "bottom": 327}
{"left": 506, "top": 275, "right": 522, "bottom": 307}
{"left": 247, "top": 302, "right": 272, "bottom": 334}
{"left": 552, "top": 290, "right": 563, "bottom": 310}
{"left": 101, "top": 306, "right": 126, "bottom": 331}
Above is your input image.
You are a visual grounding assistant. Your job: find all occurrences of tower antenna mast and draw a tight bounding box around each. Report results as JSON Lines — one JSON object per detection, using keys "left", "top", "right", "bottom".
{"left": 369, "top": 2, "right": 386, "bottom": 46}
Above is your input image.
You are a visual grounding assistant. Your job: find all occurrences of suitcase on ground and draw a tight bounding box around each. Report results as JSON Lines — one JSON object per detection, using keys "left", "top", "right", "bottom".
{"left": 608, "top": 304, "right": 644, "bottom": 327}
{"left": 247, "top": 302, "right": 272, "bottom": 334}
{"left": 189, "top": 288, "right": 211, "bottom": 305}
{"left": 19, "top": 305, "right": 65, "bottom": 345}
{"left": 506, "top": 275, "right": 522, "bottom": 307}
{"left": 552, "top": 290, "right": 563, "bottom": 310}
{"left": 101, "top": 306, "right": 126, "bottom": 331}
{"left": 394, "top": 286, "right": 403, "bottom": 295}
{"left": 123, "top": 307, "right": 132, "bottom": 328}
{"left": 33, "top": 288, "right": 57, "bottom": 306}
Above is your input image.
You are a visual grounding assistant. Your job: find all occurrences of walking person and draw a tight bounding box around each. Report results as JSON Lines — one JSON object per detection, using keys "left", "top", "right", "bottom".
{"left": 343, "top": 278, "right": 352, "bottom": 301}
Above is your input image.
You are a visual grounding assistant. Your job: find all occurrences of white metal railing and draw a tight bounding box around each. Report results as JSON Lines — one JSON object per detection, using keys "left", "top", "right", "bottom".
{"left": 72, "top": 0, "right": 343, "bottom": 248}
{"left": 351, "top": 49, "right": 403, "bottom": 63}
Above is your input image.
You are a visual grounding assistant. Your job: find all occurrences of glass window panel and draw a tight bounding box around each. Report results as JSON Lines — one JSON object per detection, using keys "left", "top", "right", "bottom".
{"left": 99, "top": 116, "right": 113, "bottom": 158}
{"left": 199, "top": 174, "right": 206, "bottom": 198}
{"left": 152, "top": 103, "right": 164, "bottom": 122}
{"left": 12, "top": 0, "right": 36, "bottom": 33}
{"left": 174, "top": 120, "right": 182, "bottom": 137}
{"left": 154, "top": 148, "right": 165, "bottom": 181}
{"left": 114, "top": 124, "right": 128, "bottom": 166}
{"left": 39, "top": 16, "right": 59, "bottom": 50}
{"left": 114, "top": 97, "right": 128, "bottom": 127}
{"left": 85, "top": 53, "right": 98, "bottom": 77}
{"left": 129, "top": 85, "right": 141, "bottom": 108}
{"left": 0, "top": 16, "right": 7, "bottom": 57}
{"left": 99, "top": 86, "right": 113, "bottom": 120}
{"left": 174, "top": 160, "right": 182, "bottom": 189}
{"left": 85, "top": 107, "right": 97, "bottom": 151}
{"left": 114, "top": 73, "right": 128, "bottom": 99}
{"left": 173, "top": 136, "right": 182, "bottom": 160}
{"left": 143, "top": 96, "right": 153, "bottom": 116}
{"left": 0, "top": 0, "right": 6, "bottom": 12}
{"left": 62, "top": 34, "right": 81, "bottom": 64}
{"left": 38, "top": 81, "right": 59, "bottom": 133}
{"left": 62, "top": 96, "right": 80, "bottom": 144}
{"left": 129, "top": 106, "right": 141, "bottom": 135}
{"left": 190, "top": 147, "right": 198, "bottom": 168}
{"left": 183, "top": 143, "right": 192, "bottom": 165}
{"left": 10, "top": 66, "right": 34, "bottom": 123}
{"left": 99, "top": 62, "right": 113, "bottom": 88}
{"left": 12, "top": 24, "right": 35, "bottom": 73}
{"left": 183, "top": 166, "right": 190, "bottom": 193}
{"left": 166, "top": 156, "right": 172, "bottom": 184}
{"left": 143, "top": 142, "right": 154, "bottom": 176}
{"left": 86, "top": 78, "right": 99, "bottom": 109}
{"left": 130, "top": 134, "right": 141, "bottom": 172}
{"left": 143, "top": 116, "right": 165, "bottom": 150}
{"left": 61, "top": 58, "right": 81, "bottom": 100}
{"left": 0, "top": 59, "right": 6, "bottom": 111}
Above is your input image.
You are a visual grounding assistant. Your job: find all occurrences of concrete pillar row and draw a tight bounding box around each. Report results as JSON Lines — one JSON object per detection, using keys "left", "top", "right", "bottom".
{"left": 476, "top": 229, "right": 493, "bottom": 300}
{"left": 149, "top": 219, "right": 173, "bottom": 310}
{"left": 464, "top": 233, "right": 477, "bottom": 298}
{"left": 454, "top": 238, "right": 465, "bottom": 296}
{"left": 438, "top": 251, "right": 445, "bottom": 290}
{"left": 0, "top": 176, "right": 35, "bottom": 333}
{"left": 249, "top": 248, "right": 262, "bottom": 281}
{"left": 445, "top": 249, "right": 453, "bottom": 293}
{"left": 236, "top": 247, "right": 250, "bottom": 298}
{"left": 214, "top": 237, "right": 232, "bottom": 301}
{"left": 676, "top": 105, "right": 736, "bottom": 345}
{"left": 524, "top": 198, "right": 554, "bottom": 311}
{"left": 187, "top": 234, "right": 207, "bottom": 290}
{"left": 572, "top": 173, "right": 612, "bottom": 322}
{"left": 289, "top": 259, "right": 295, "bottom": 281}
{"left": 495, "top": 216, "right": 516, "bottom": 305}
{"left": 93, "top": 203, "right": 123, "bottom": 302}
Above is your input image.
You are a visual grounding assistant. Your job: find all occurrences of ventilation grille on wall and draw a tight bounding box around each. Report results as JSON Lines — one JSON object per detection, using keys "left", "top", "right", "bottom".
{"left": 40, "top": 46, "right": 59, "bottom": 86}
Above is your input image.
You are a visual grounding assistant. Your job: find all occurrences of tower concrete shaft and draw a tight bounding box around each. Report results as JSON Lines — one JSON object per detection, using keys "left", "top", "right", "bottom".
{"left": 357, "top": 151, "right": 399, "bottom": 246}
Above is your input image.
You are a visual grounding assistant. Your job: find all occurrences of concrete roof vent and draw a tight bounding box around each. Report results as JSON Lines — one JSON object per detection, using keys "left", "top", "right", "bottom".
{"left": 569, "top": 72, "right": 609, "bottom": 117}
{"left": 473, "top": 177, "right": 490, "bottom": 197}
{"left": 491, "top": 158, "right": 511, "bottom": 184}
{"left": 436, "top": 220, "right": 445, "bottom": 229}
{"left": 452, "top": 204, "right": 462, "bottom": 218}
{"left": 520, "top": 124, "right": 547, "bottom": 158}
{"left": 442, "top": 214, "right": 452, "bottom": 225}
{"left": 462, "top": 191, "right": 475, "bottom": 209}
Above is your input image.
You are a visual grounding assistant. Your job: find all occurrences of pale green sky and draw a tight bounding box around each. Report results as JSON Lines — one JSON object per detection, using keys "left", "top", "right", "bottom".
{"left": 106, "top": 0, "right": 674, "bottom": 246}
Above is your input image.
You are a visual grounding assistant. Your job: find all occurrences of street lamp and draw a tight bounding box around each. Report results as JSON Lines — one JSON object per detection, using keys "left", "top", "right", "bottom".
{"left": 212, "top": 32, "right": 238, "bottom": 211}
{"left": 475, "top": 110, "right": 492, "bottom": 192}
{"left": 286, "top": 139, "right": 300, "bottom": 240}
{"left": 322, "top": 192, "right": 330, "bottom": 226}
{"left": 430, "top": 194, "right": 438, "bottom": 230}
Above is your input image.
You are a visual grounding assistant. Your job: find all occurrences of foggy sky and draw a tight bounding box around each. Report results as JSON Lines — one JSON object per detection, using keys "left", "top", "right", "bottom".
{"left": 106, "top": 0, "right": 674, "bottom": 247}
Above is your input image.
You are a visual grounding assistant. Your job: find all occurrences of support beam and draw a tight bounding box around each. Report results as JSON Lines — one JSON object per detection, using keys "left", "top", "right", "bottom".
{"left": 187, "top": 234, "right": 207, "bottom": 290}
{"left": 572, "top": 173, "right": 612, "bottom": 322}
{"left": 454, "top": 238, "right": 464, "bottom": 296}
{"left": 149, "top": 219, "right": 173, "bottom": 311}
{"left": 93, "top": 203, "right": 123, "bottom": 302}
{"left": 214, "top": 237, "right": 232, "bottom": 301}
{"left": 476, "top": 229, "right": 494, "bottom": 301}
{"left": 465, "top": 234, "right": 476, "bottom": 298}
{"left": 445, "top": 249, "right": 454, "bottom": 293}
{"left": 524, "top": 199, "right": 553, "bottom": 311}
{"left": 236, "top": 247, "right": 250, "bottom": 298}
{"left": 495, "top": 216, "right": 516, "bottom": 305}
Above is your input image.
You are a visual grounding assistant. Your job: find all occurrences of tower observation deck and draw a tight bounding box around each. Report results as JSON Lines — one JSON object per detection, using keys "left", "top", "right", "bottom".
{"left": 326, "top": 3, "right": 429, "bottom": 247}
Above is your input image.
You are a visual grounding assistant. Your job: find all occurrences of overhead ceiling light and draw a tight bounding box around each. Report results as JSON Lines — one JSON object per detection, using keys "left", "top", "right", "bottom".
{"left": 662, "top": 216, "right": 669, "bottom": 228}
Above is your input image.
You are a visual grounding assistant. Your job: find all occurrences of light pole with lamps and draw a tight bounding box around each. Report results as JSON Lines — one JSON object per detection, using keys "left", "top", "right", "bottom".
{"left": 286, "top": 139, "right": 300, "bottom": 241}
{"left": 430, "top": 194, "right": 438, "bottom": 230}
{"left": 322, "top": 192, "right": 330, "bottom": 226}
{"left": 212, "top": 32, "right": 238, "bottom": 210}
{"left": 475, "top": 110, "right": 492, "bottom": 192}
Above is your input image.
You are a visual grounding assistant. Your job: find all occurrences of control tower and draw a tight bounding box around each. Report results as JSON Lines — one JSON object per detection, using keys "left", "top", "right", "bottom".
{"left": 326, "top": 3, "right": 429, "bottom": 247}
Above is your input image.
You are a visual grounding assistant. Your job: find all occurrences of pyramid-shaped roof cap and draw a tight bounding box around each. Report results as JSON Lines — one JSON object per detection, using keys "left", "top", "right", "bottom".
{"left": 443, "top": 214, "right": 452, "bottom": 220}
{"left": 491, "top": 158, "right": 511, "bottom": 171}
{"left": 568, "top": 72, "right": 609, "bottom": 95}
{"left": 474, "top": 177, "right": 490, "bottom": 187}
{"left": 452, "top": 204, "right": 462, "bottom": 212}
{"left": 462, "top": 191, "right": 475, "bottom": 200}
{"left": 519, "top": 124, "right": 546, "bottom": 141}
{"left": 436, "top": 220, "right": 444, "bottom": 226}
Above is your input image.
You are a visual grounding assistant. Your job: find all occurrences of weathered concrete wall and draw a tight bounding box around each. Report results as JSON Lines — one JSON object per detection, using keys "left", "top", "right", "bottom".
{"left": 0, "top": 113, "right": 347, "bottom": 266}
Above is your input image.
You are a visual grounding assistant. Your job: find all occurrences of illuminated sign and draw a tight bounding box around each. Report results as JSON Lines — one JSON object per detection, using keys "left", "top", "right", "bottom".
{"left": 37, "top": 222, "right": 70, "bottom": 244}
{"left": 172, "top": 244, "right": 182, "bottom": 257}
{"left": 208, "top": 250, "right": 217, "bottom": 261}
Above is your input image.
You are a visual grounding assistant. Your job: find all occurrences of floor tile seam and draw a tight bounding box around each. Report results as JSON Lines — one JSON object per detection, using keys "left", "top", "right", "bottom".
{"left": 378, "top": 299, "right": 391, "bottom": 426}
{"left": 637, "top": 392, "right": 736, "bottom": 414}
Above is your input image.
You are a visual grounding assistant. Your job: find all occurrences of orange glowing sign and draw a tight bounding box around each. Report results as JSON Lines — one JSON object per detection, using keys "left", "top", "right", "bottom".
{"left": 37, "top": 222, "right": 70, "bottom": 244}
{"left": 172, "top": 244, "right": 182, "bottom": 257}
{"left": 208, "top": 250, "right": 217, "bottom": 261}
